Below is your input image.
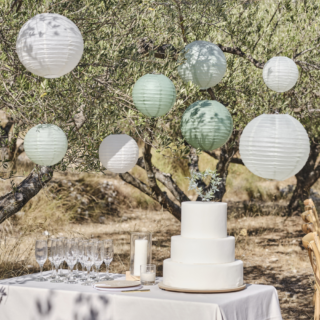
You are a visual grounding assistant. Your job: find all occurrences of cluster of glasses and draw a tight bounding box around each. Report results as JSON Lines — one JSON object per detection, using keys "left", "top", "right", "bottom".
{"left": 35, "top": 238, "right": 114, "bottom": 286}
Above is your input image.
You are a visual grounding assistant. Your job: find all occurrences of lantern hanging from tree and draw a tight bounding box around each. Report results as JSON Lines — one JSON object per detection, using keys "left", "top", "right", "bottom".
{"left": 24, "top": 124, "right": 68, "bottom": 166}
{"left": 181, "top": 100, "right": 233, "bottom": 151}
{"left": 262, "top": 57, "right": 299, "bottom": 92}
{"left": 99, "top": 134, "right": 139, "bottom": 174}
{"left": 132, "top": 74, "right": 176, "bottom": 117}
{"left": 239, "top": 114, "right": 310, "bottom": 181}
{"left": 178, "top": 41, "right": 227, "bottom": 89}
{"left": 16, "top": 13, "right": 84, "bottom": 78}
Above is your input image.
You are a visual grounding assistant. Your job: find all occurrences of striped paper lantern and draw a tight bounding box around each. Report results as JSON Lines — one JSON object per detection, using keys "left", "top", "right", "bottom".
{"left": 16, "top": 13, "right": 84, "bottom": 78}
{"left": 132, "top": 74, "right": 176, "bottom": 117}
{"left": 263, "top": 57, "right": 299, "bottom": 92}
{"left": 99, "top": 134, "right": 139, "bottom": 174}
{"left": 181, "top": 100, "right": 233, "bottom": 151}
{"left": 178, "top": 41, "right": 227, "bottom": 89}
{"left": 239, "top": 114, "right": 310, "bottom": 181}
{"left": 24, "top": 124, "right": 68, "bottom": 166}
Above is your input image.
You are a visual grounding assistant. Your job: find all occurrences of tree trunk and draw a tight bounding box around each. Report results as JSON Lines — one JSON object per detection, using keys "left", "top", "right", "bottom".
{"left": 0, "top": 166, "right": 53, "bottom": 224}
{"left": 119, "top": 141, "right": 184, "bottom": 221}
{"left": 187, "top": 147, "right": 207, "bottom": 201}
{"left": 205, "top": 131, "right": 244, "bottom": 201}
{"left": 0, "top": 111, "right": 24, "bottom": 175}
{"left": 288, "top": 142, "right": 320, "bottom": 215}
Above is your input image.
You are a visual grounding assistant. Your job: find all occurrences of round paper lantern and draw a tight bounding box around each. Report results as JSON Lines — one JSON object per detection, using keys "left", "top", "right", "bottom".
{"left": 16, "top": 13, "right": 84, "bottom": 78}
{"left": 178, "top": 41, "right": 227, "bottom": 89}
{"left": 263, "top": 57, "right": 299, "bottom": 92}
{"left": 181, "top": 100, "right": 233, "bottom": 151}
{"left": 239, "top": 114, "right": 310, "bottom": 181}
{"left": 24, "top": 124, "right": 68, "bottom": 166}
{"left": 132, "top": 74, "right": 176, "bottom": 117}
{"left": 99, "top": 134, "right": 139, "bottom": 174}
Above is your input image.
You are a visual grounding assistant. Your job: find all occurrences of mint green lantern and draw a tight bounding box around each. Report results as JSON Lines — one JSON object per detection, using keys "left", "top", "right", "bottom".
{"left": 181, "top": 100, "right": 233, "bottom": 151}
{"left": 132, "top": 74, "right": 176, "bottom": 117}
{"left": 24, "top": 124, "right": 68, "bottom": 166}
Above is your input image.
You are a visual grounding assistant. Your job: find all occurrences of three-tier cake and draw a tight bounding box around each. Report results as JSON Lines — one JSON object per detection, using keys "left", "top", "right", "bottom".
{"left": 163, "top": 201, "right": 243, "bottom": 290}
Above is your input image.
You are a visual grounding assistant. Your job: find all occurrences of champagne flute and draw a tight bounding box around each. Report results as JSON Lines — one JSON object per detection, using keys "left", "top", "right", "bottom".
{"left": 73, "top": 238, "right": 81, "bottom": 278}
{"left": 102, "top": 239, "right": 113, "bottom": 280}
{"left": 90, "top": 239, "right": 98, "bottom": 279}
{"left": 47, "top": 238, "right": 56, "bottom": 279}
{"left": 65, "top": 239, "right": 78, "bottom": 284}
{"left": 51, "top": 239, "right": 64, "bottom": 283}
{"left": 58, "top": 237, "right": 66, "bottom": 277}
{"left": 78, "top": 240, "right": 86, "bottom": 281}
{"left": 93, "top": 241, "right": 104, "bottom": 282}
{"left": 35, "top": 240, "right": 48, "bottom": 282}
{"left": 82, "top": 240, "right": 95, "bottom": 286}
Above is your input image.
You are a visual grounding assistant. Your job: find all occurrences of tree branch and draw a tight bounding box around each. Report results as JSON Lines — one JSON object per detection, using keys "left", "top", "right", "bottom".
{"left": 217, "top": 44, "right": 265, "bottom": 69}
{"left": 295, "top": 60, "right": 320, "bottom": 71}
{"left": 137, "top": 157, "right": 189, "bottom": 203}
{"left": 136, "top": 37, "right": 267, "bottom": 70}
{"left": 0, "top": 166, "right": 53, "bottom": 224}
{"left": 205, "top": 150, "right": 244, "bottom": 165}
{"left": 142, "top": 142, "right": 181, "bottom": 220}
{"left": 207, "top": 88, "right": 215, "bottom": 100}
{"left": 251, "top": 2, "right": 280, "bottom": 54}
{"left": 136, "top": 37, "right": 177, "bottom": 59}
{"left": 119, "top": 166, "right": 181, "bottom": 221}
{"left": 173, "top": 0, "right": 188, "bottom": 44}
{"left": 119, "top": 171, "right": 157, "bottom": 201}
{"left": 294, "top": 43, "right": 320, "bottom": 59}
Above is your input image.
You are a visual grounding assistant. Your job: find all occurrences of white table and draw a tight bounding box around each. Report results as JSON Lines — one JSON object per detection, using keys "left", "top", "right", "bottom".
{"left": 0, "top": 272, "right": 282, "bottom": 320}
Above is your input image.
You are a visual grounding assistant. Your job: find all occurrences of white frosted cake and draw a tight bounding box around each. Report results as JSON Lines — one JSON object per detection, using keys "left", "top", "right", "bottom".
{"left": 163, "top": 202, "right": 243, "bottom": 290}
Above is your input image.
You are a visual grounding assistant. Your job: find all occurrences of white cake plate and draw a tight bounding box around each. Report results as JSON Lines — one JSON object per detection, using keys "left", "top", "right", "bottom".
{"left": 158, "top": 282, "right": 246, "bottom": 293}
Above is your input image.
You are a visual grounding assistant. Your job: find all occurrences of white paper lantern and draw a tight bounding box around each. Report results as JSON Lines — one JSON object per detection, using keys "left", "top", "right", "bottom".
{"left": 16, "top": 13, "right": 84, "bottom": 78}
{"left": 99, "top": 134, "right": 139, "bottom": 174}
{"left": 24, "top": 124, "right": 68, "bottom": 166}
{"left": 263, "top": 57, "right": 299, "bottom": 92}
{"left": 239, "top": 114, "right": 310, "bottom": 181}
{"left": 178, "top": 40, "right": 227, "bottom": 89}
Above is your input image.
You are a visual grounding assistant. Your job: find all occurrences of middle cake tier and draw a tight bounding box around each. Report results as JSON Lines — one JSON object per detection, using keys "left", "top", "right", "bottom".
{"left": 171, "top": 235, "right": 235, "bottom": 264}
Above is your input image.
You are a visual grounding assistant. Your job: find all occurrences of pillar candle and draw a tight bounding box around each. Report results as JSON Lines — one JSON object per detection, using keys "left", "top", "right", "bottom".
{"left": 133, "top": 239, "right": 148, "bottom": 276}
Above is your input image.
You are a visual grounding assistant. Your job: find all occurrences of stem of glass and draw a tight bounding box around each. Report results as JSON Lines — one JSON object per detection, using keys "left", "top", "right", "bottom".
{"left": 86, "top": 265, "right": 91, "bottom": 282}
{"left": 39, "top": 264, "right": 43, "bottom": 279}
{"left": 59, "top": 262, "right": 63, "bottom": 277}
{"left": 95, "top": 265, "right": 100, "bottom": 282}
{"left": 106, "top": 263, "right": 110, "bottom": 278}
{"left": 53, "top": 264, "right": 59, "bottom": 281}
{"left": 69, "top": 265, "right": 74, "bottom": 282}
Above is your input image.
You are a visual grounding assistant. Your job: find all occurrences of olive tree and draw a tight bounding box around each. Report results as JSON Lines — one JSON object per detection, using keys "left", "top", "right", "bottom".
{"left": 1, "top": 0, "right": 320, "bottom": 223}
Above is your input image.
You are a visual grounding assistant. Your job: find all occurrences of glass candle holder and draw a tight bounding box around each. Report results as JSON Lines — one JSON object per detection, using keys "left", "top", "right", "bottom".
{"left": 140, "top": 264, "right": 156, "bottom": 285}
{"left": 130, "top": 232, "right": 152, "bottom": 276}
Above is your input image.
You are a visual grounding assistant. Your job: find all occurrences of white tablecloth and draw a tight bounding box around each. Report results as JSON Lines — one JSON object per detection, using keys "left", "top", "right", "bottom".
{"left": 0, "top": 272, "right": 282, "bottom": 320}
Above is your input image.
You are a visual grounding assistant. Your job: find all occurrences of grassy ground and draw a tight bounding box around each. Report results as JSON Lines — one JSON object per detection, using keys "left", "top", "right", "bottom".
{"left": 0, "top": 206, "right": 313, "bottom": 320}
{"left": 0, "top": 153, "right": 318, "bottom": 319}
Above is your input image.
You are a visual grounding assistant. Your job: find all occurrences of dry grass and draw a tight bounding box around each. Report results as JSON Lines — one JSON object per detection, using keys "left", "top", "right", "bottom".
{"left": 0, "top": 153, "right": 319, "bottom": 319}
{"left": 0, "top": 206, "right": 314, "bottom": 319}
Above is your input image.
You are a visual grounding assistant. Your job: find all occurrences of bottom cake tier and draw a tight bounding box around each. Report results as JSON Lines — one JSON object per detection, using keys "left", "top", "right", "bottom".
{"left": 163, "top": 258, "right": 243, "bottom": 290}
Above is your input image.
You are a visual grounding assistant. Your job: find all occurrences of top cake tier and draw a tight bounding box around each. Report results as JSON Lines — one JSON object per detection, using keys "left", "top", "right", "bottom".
{"left": 181, "top": 201, "right": 227, "bottom": 238}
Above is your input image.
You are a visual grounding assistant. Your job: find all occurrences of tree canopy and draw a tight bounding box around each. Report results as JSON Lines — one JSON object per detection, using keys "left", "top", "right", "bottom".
{"left": 1, "top": 0, "right": 320, "bottom": 221}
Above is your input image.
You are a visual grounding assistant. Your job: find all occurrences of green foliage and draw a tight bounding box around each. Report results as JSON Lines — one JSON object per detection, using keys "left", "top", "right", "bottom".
{"left": 187, "top": 169, "right": 222, "bottom": 201}
{"left": 1, "top": 0, "right": 320, "bottom": 175}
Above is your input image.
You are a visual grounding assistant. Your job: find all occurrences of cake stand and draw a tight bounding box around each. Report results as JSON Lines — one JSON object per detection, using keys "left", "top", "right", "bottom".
{"left": 158, "top": 282, "right": 246, "bottom": 293}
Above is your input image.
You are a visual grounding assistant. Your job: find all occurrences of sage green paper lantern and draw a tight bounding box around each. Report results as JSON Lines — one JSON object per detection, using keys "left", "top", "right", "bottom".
{"left": 181, "top": 100, "right": 233, "bottom": 151}
{"left": 24, "top": 124, "right": 68, "bottom": 166}
{"left": 132, "top": 74, "right": 176, "bottom": 117}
